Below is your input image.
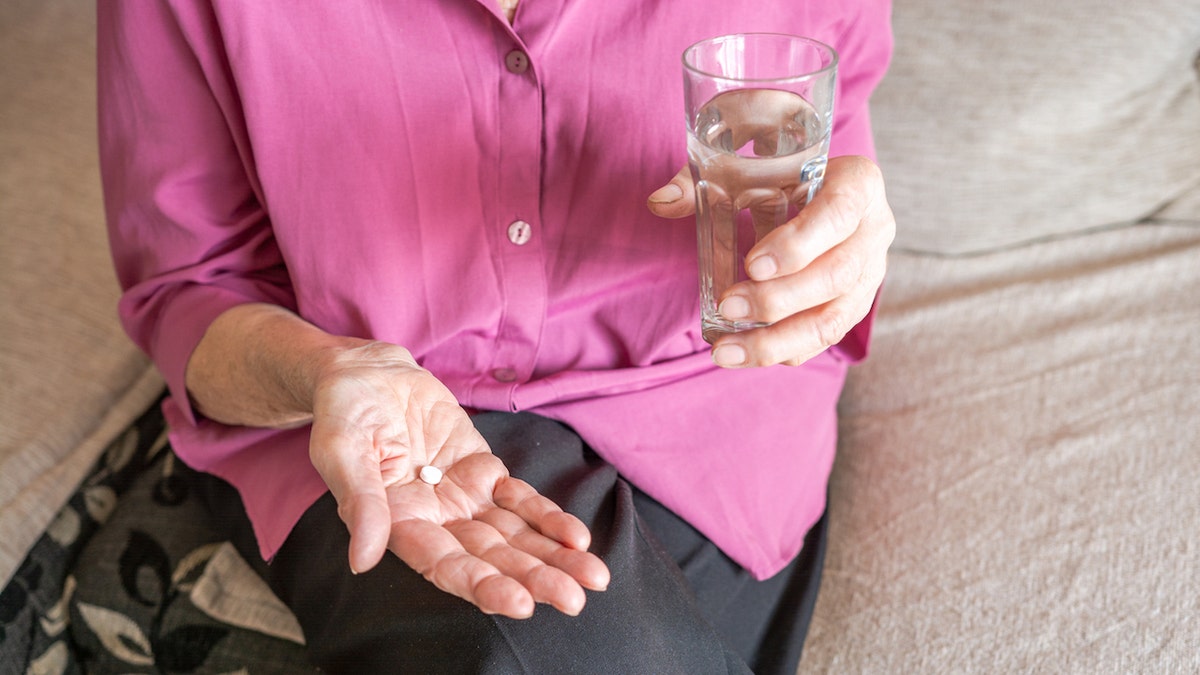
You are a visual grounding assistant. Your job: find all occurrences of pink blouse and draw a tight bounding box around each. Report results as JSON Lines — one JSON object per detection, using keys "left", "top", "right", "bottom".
{"left": 98, "top": 0, "right": 891, "bottom": 580}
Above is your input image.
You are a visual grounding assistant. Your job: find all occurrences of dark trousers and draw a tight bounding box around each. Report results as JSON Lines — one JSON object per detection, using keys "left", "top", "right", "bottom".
{"left": 192, "top": 412, "right": 827, "bottom": 674}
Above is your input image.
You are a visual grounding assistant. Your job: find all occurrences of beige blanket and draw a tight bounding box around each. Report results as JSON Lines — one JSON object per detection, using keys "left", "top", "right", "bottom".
{"left": 0, "top": 0, "right": 163, "bottom": 588}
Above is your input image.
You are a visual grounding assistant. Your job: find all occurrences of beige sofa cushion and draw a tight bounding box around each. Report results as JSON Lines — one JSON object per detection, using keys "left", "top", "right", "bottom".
{"left": 874, "top": 1, "right": 1200, "bottom": 254}
{"left": 803, "top": 3, "right": 1200, "bottom": 670}
{"left": 0, "top": 0, "right": 163, "bottom": 587}
{"left": 803, "top": 222, "right": 1200, "bottom": 672}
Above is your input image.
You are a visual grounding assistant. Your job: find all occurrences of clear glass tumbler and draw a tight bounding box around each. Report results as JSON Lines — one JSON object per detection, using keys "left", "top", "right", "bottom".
{"left": 683, "top": 33, "right": 838, "bottom": 343}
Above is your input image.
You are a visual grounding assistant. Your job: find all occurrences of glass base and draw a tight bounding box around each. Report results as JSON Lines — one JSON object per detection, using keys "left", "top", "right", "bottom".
{"left": 701, "top": 316, "right": 769, "bottom": 344}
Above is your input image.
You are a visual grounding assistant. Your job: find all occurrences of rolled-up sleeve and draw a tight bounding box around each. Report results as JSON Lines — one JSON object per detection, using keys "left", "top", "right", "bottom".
{"left": 97, "top": 2, "right": 296, "bottom": 425}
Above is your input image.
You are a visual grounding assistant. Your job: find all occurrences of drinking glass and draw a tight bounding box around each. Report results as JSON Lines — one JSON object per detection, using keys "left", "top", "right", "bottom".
{"left": 682, "top": 33, "right": 838, "bottom": 343}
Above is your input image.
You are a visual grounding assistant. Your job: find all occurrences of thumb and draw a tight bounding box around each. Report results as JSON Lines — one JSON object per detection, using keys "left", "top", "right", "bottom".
{"left": 309, "top": 430, "right": 392, "bottom": 575}
{"left": 646, "top": 165, "right": 696, "bottom": 219}
{"left": 340, "top": 484, "right": 392, "bottom": 575}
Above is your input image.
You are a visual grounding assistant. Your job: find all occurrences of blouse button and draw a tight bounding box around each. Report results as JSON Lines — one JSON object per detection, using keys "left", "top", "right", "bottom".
{"left": 492, "top": 367, "right": 518, "bottom": 383}
{"left": 504, "top": 49, "right": 529, "bottom": 74}
{"left": 507, "top": 219, "right": 532, "bottom": 245}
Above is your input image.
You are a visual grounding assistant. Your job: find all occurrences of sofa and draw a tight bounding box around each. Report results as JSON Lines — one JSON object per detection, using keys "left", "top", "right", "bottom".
{"left": 802, "top": 2, "right": 1200, "bottom": 672}
{"left": 3, "top": 0, "right": 1198, "bottom": 673}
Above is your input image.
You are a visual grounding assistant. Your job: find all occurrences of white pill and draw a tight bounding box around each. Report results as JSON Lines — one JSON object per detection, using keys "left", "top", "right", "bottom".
{"left": 419, "top": 465, "right": 443, "bottom": 486}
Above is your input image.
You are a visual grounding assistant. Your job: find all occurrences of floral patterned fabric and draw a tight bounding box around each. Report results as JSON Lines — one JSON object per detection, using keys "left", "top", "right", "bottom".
{"left": 0, "top": 403, "right": 165, "bottom": 675}
{"left": 0, "top": 403, "right": 314, "bottom": 674}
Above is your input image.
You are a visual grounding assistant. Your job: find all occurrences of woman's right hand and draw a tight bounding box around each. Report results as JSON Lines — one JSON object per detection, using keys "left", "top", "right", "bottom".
{"left": 187, "top": 304, "right": 608, "bottom": 619}
{"left": 306, "top": 341, "right": 610, "bottom": 619}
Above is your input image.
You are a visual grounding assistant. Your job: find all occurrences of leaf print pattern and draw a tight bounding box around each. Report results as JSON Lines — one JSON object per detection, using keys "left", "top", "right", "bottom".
{"left": 151, "top": 454, "right": 188, "bottom": 507}
{"left": 45, "top": 507, "right": 81, "bottom": 549}
{"left": 38, "top": 575, "right": 75, "bottom": 638}
{"left": 26, "top": 639, "right": 69, "bottom": 675}
{"left": 171, "top": 543, "right": 222, "bottom": 591}
{"left": 77, "top": 602, "right": 155, "bottom": 667}
{"left": 106, "top": 426, "right": 143, "bottom": 475}
{"left": 73, "top": 534, "right": 237, "bottom": 672}
{"left": 119, "top": 531, "right": 171, "bottom": 608}
{"left": 0, "top": 399, "right": 167, "bottom": 673}
{"left": 83, "top": 485, "right": 118, "bottom": 524}
{"left": 3, "top": 400, "right": 317, "bottom": 674}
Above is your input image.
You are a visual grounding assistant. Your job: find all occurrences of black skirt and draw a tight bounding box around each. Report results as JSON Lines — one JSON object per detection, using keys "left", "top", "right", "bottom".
{"left": 191, "top": 411, "right": 827, "bottom": 675}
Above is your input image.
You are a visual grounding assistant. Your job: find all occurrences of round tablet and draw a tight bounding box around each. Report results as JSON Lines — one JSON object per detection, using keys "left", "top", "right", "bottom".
{"left": 419, "top": 465, "right": 443, "bottom": 486}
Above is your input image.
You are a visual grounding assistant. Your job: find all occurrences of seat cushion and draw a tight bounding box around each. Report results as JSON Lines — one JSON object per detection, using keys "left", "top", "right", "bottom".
{"left": 803, "top": 222, "right": 1200, "bottom": 672}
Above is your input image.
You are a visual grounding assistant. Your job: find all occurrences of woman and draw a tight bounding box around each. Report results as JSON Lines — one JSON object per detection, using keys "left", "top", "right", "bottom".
{"left": 98, "top": 1, "right": 893, "bottom": 672}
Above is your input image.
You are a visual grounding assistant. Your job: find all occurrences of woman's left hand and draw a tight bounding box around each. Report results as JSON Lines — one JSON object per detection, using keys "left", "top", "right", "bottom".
{"left": 647, "top": 154, "right": 895, "bottom": 367}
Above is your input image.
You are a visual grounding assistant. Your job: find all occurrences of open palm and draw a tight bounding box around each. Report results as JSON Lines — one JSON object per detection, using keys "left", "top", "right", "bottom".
{"left": 306, "top": 342, "right": 609, "bottom": 619}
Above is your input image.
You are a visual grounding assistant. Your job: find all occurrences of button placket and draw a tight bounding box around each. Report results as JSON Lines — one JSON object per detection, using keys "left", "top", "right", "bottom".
{"left": 489, "top": 35, "right": 545, "bottom": 410}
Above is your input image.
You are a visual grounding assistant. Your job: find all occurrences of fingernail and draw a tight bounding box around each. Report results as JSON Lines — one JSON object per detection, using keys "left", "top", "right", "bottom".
{"left": 747, "top": 255, "right": 777, "bottom": 280}
{"left": 712, "top": 343, "right": 747, "bottom": 367}
{"left": 719, "top": 295, "right": 751, "bottom": 320}
{"left": 648, "top": 183, "right": 684, "bottom": 204}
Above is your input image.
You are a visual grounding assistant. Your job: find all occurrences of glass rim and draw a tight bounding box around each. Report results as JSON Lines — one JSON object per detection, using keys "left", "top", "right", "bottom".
{"left": 682, "top": 32, "right": 839, "bottom": 84}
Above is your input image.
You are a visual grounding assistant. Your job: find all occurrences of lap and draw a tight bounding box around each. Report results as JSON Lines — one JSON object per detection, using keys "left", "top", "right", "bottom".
{"left": 194, "top": 412, "right": 823, "bottom": 674}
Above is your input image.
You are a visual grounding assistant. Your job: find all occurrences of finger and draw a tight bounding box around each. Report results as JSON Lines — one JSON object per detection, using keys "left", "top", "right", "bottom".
{"left": 493, "top": 476, "right": 591, "bottom": 550}
{"left": 477, "top": 507, "right": 611, "bottom": 593}
{"left": 646, "top": 165, "right": 696, "bottom": 219}
{"left": 743, "top": 189, "right": 790, "bottom": 244}
{"left": 340, "top": 489, "right": 393, "bottom": 576}
{"left": 447, "top": 518, "right": 588, "bottom": 616}
{"left": 712, "top": 263, "right": 883, "bottom": 368}
{"left": 309, "top": 429, "right": 393, "bottom": 575}
{"left": 718, "top": 216, "right": 879, "bottom": 326}
{"left": 743, "top": 155, "right": 886, "bottom": 282}
{"left": 390, "top": 518, "right": 536, "bottom": 619}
